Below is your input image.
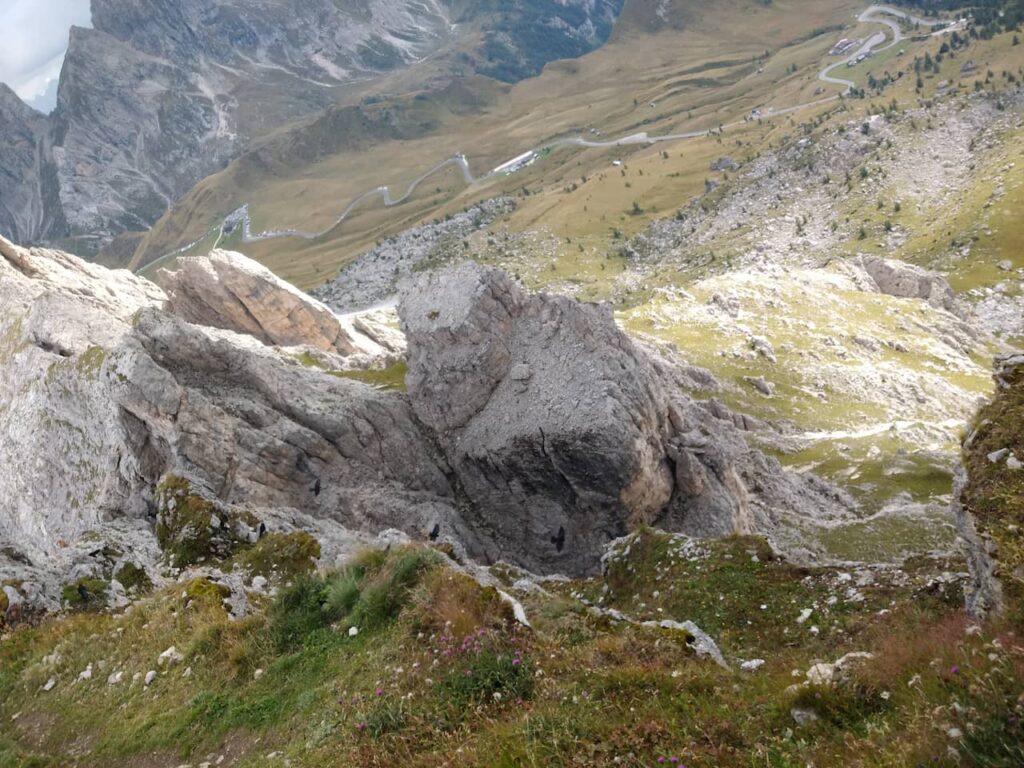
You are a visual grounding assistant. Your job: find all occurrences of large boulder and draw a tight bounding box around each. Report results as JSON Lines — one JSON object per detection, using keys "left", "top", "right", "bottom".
{"left": 1, "top": 238, "right": 854, "bottom": 603}
{"left": 155, "top": 250, "right": 402, "bottom": 361}
{"left": 400, "top": 264, "right": 851, "bottom": 573}
{"left": 856, "top": 255, "right": 961, "bottom": 315}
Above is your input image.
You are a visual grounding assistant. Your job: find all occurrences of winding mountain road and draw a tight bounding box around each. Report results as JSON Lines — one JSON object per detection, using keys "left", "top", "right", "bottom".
{"left": 139, "top": 5, "right": 953, "bottom": 273}
{"left": 820, "top": 5, "right": 948, "bottom": 91}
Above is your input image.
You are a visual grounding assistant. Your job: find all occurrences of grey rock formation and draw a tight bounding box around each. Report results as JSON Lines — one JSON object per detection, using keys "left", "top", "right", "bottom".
{"left": 155, "top": 249, "right": 403, "bottom": 361}
{"left": 995, "top": 352, "right": 1024, "bottom": 390}
{"left": 951, "top": 465, "right": 1003, "bottom": 619}
{"left": 857, "top": 255, "right": 961, "bottom": 315}
{"left": 710, "top": 157, "right": 739, "bottom": 172}
{"left": 1, "top": 239, "right": 853, "bottom": 613}
{"left": 0, "top": 236, "right": 460, "bottom": 612}
{"left": 400, "top": 263, "right": 852, "bottom": 573}
{"left": 0, "top": 85, "right": 54, "bottom": 245}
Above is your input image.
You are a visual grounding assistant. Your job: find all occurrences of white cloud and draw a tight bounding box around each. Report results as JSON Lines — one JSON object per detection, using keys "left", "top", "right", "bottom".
{"left": 0, "top": 0, "right": 92, "bottom": 112}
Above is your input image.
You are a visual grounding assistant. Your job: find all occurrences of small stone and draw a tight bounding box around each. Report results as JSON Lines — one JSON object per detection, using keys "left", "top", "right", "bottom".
{"left": 997, "top": 260, "right": 1013, "bottom": 272}
{"left": 806, "top": 662, "right": 835, "bottom": 686}
{"left": 791, "top": 707, "right": 819, "bottom": 726}
{"left": 144, "top": 670, "right": 157, "bottom": 687}
{"left": 349, "top": 626, "right": 359, "bottom": 637}
{"left": 78, "top": 664, "right": 93, "bottom": 682}
{"left": 107, "top": 671, "right": 124, "bottom": 686}
{"left": 254, "top": 669, "right": 264, "bottom": 680}
{"left": 796, "top": 608, "right": 813, "bottom": 624}
{"left": 744, "top": 375, "right": 775, "bottom": 397}
{"left": 158, "top": 646, "right": 183, "bottom": 666}
{"left": 251, "top": 575, "right": 268, "bottom": 591}
{"left": 740, "top": 659, "right": 766, "bottom": 672}
{"left": 947, "top": 727, "right": 963, "bottom": 739}
{"left": 987, "top": 448, "right": 1009, "bottom": 464}
{"left": 509, "top": 364, "right": 533, "bottom": 381}
{"left": 1007, "top": 455, "right": 1022, "bottom": 471}
{"left": 42, "top": 678, "right": 56, "bottom": 692}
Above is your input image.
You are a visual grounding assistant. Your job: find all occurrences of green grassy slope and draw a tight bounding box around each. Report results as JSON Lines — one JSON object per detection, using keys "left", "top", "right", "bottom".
{"left": 2, "top": 536, "right": 1021, "bottom": 767}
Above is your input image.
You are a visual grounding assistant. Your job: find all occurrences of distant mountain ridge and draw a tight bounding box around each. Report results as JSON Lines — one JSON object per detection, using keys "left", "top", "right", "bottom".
{"left": 0, "top": 0, "right": 625, "bottom": 256}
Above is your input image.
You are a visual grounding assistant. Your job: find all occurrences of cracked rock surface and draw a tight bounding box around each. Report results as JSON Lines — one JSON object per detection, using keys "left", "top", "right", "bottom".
{"left": 400, "top": 263, "right": 853, "bottom": 574}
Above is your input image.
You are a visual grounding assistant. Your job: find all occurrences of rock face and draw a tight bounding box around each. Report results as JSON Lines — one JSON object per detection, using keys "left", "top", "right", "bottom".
{"left": 0, "top": 236, "right": 459, "bottom": 612}
{"left": 155, "top": 250, "right": 403, "bottom": 360}
{"left": 955, "top": 351, "right": 1024, "bottom": 619}
{"left": 400, "top": 264, "right": 852, "bottom": 573}
{"left": 0, "top": 85, "right": 56, "bottom": 245}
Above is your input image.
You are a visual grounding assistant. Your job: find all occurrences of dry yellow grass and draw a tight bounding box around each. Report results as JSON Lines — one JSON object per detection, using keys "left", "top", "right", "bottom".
{"left": 129, "top": 0, "right": 865, "bottom": 289}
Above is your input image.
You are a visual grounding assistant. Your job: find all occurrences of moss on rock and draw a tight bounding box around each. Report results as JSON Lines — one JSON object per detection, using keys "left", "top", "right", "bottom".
{"left": 155, "top": 476, "right": 261, "bottom": 568}
{"left": 76, "top": 346, "right": 107, "bottom": 379}
{"left": 183, "top": 578, "right": 232, "bottom": 604}
{"left": 232, "top": 532, "right": 321, "bottom": 582}
{"left": 114, "top": 562, "right": 153, "bottom": 595}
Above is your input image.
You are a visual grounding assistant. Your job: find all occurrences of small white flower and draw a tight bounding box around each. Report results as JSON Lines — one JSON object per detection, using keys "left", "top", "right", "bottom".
{"left": 881, "top": 691, "right": 891, "bottom": 700}
{"left": 348, "top": 626, "right": 359, "bottom": 637}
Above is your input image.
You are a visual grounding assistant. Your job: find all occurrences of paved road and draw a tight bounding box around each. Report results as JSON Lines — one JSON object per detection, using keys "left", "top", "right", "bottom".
{"left": 138, "top": 6, "right": 953, "bottom": 273}
{"left": 819, "top": 5, "right": 947, "bottom": 92}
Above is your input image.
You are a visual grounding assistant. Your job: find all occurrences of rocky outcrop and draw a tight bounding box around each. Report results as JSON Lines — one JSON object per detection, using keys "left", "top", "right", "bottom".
{"left": 1, "top": 240, "right": 853, "bottom": 614}
{"left": 400, "top": 264, "right": 852, "bottom": 574}
{"left": 156, "top": 250, "right": 403, "bottom": 362}
{"left": 856, "top": 255, "right": 961, "bottom": 315}
{"left": 313, "top": 198, "right": 517, "bottom": 313}
{"left": 0, "top": 236, "right": 460, "bottom": 613}
{"left": 951, "top": 466, "right": 1003, "bottom": 619}
{"left": 955, "top": 351, "right": 1024, "bottom": 620}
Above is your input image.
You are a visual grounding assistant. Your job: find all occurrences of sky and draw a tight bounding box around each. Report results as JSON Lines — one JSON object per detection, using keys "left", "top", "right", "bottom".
{"left": 0, "top": 0, "right": 92, "bottom": 113}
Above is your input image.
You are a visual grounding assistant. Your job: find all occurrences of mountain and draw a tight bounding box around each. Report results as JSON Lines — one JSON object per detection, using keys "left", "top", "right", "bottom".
{"left": 2, "top": 1, "right": 1024, "bottom": 765}
{"left": 0, "top": 0, "right": 626, "bottom": 256}
{"left": 0, "top": 85, "right": 54, "bottom": 244}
